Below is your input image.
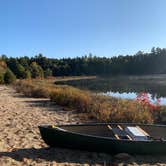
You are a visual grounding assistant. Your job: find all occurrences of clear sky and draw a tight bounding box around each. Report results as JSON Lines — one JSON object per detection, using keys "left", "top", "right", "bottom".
{"left": 1, "top": 0, "right": 166, "bottom": 58}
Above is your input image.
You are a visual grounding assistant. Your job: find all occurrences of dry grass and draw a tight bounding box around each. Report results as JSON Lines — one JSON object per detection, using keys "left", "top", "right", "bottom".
{"left": 50, "top": 86, "right": 92, "bottom": 112}
{"left": 14, "top": 80, "right": 50, "bottom": 98}
{"left": 14, "top": 79, "right": 157, "bottom": 123}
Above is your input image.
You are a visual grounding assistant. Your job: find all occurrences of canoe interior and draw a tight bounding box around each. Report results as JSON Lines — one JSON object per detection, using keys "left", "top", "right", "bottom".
{"left": 58, "top": 124, "right": 166, "bottom": 140}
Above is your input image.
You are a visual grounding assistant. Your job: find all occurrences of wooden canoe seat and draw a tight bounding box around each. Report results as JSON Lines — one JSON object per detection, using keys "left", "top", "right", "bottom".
{"left": 125, "top": 126, "right": 150, "bottom": 141}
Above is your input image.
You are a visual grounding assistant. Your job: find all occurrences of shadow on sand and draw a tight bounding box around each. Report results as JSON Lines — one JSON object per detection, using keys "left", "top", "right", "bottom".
{"left": 23, "top": 100, "right": 56, "bottom": 108}
{"left": 0, "top": 147, "right": 113, "bottom": 165}
{"left": 0, "top": 147, "right": 166, "bottom": 165}
{"left": 12, "top": 92, "right": 63, "bottom": 111}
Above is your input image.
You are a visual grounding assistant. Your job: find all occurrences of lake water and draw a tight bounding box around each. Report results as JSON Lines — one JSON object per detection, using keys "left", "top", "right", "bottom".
{"left": 55, "top": 75, "right": 166, "bottom": 105}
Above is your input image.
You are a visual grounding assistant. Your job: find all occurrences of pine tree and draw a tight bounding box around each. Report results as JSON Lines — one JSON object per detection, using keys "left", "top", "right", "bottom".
{"left": 30, "top": 62, "right": 44, "bottom": 78}
{"left": 44, "top": 68, "right": 52, "bottom": 78}
{"left": 4, "top": 69, "right": 16, "bottom": 84}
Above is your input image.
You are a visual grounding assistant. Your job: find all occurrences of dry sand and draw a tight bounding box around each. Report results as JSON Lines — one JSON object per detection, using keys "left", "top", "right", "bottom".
{"left": 0, "top": 85, "right": 165, "bottom": 166}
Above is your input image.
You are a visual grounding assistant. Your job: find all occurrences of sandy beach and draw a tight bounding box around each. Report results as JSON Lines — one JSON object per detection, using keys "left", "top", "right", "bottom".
{"left": 0, "top": 85, "right": 165, "bottom": 166}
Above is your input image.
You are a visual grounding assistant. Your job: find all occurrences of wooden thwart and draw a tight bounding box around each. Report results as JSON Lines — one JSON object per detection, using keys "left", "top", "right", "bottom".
{"left": 107, "top": 125, "right": 112, "bottom": 130}
{"left": 107, "top": 125, "right": 133, "bottom": 140}
{"left": 117, "top": 125, "right": 123, "bottom": 130}
{"left": 115, "top": 134, "right": 120, "bottom": 139}
{"left": 126, "top": 134, "right": 132, "bottom": 140}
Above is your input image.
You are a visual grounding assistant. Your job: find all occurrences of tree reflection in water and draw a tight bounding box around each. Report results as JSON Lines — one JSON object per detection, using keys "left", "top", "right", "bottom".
{"left": 55, "top": 75, "right": 166, "bottom": 105}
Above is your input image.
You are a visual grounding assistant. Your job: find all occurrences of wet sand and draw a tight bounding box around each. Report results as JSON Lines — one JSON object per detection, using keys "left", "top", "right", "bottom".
{"left": 0, "top": 85, "right": 165, "bottom": 166}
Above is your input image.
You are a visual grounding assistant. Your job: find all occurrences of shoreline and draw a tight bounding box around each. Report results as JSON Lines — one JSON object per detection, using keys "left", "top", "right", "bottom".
{"left": 0, "top": 85, "right": 165, "bottom": 165}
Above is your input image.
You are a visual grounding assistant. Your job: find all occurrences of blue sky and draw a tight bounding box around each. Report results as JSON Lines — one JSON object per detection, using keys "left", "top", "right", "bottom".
{"left": 1, "top": 0, "right": 166, "bottom": 58}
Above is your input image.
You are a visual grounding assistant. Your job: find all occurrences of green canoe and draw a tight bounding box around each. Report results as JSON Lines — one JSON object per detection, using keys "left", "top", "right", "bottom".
{"left": 39, "top": 123, "right": 166, "bottom": 154}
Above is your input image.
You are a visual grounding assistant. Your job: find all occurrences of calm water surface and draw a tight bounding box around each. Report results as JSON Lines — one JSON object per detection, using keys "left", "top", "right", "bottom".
{"left": 55, "top": 75, "right": 166, "bottom": 105}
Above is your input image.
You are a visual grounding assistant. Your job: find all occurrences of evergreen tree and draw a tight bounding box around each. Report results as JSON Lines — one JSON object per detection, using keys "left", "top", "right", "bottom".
{"left": 4, "top": 69, "right": 16, "bottom": 84}
{"left": 16, "top": 63, "right": 25, "bottom": 78}
{"left": 23, "top": 70, "right": 31, "bottom": 79}
{"left": 44, "top": 68, "right": 52, "bottom": 78}
{"left": 2, "top": 47, "right": 166, "bottom": 77}
{"left": 30, "top": 62, "right": 44, "bottom": 78}
{"left": 0, "top": 59, "right": 7, "bottom": 84}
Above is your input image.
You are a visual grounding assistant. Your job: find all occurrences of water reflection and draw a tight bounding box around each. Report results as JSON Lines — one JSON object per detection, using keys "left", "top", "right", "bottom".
{"left": 102, "top": 91, "right": 166, "bottom": 105}
{"left": 103, "top": 92, "right": 137, "bottom": 100}
{"left": 55, "top": 75, "right": 166, "bottom": 105}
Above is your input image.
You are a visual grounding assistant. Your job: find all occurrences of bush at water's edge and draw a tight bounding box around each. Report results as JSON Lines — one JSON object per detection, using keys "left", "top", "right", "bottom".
{"left": 14, "top": 79, "right": 166, "bottom": 124}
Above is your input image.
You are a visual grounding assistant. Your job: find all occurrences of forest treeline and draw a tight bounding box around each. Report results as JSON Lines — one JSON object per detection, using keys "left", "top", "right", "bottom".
{"left": 0, "top": 47, "right": 166, "bottom": 83}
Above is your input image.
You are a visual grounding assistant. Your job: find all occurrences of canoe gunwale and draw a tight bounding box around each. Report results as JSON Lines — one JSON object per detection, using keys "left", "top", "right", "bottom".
{"left": 52, "top": 122, "right": 166, "bottom": 127}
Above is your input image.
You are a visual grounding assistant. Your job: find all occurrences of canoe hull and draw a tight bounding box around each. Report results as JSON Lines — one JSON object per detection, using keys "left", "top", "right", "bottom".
{"left": 39, "top": 123, "right": 166, "bottom": 154}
